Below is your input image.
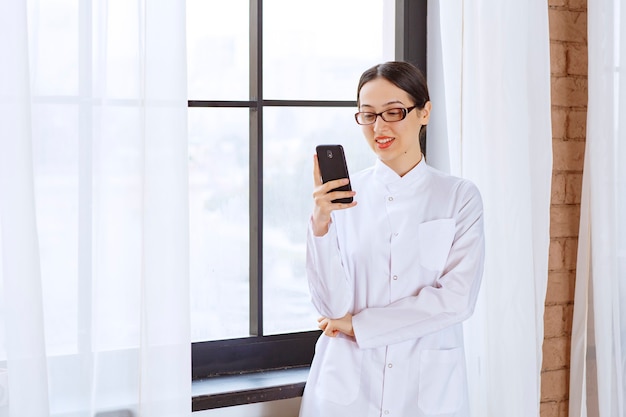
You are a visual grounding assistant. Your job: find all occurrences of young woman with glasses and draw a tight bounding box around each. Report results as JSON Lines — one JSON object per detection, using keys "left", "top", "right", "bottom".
{"left": 301, "top": 61, "right": 485, "bottom": 417}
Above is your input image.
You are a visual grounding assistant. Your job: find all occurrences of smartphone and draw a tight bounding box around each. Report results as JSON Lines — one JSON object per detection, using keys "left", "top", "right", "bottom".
{"left": 316, "top": 144, "right": 353, "bottom": 204}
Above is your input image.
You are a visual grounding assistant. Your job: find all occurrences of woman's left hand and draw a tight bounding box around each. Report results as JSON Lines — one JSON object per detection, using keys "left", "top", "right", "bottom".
{"left": 317, "top": 313, "right": 354, "bottom": 337}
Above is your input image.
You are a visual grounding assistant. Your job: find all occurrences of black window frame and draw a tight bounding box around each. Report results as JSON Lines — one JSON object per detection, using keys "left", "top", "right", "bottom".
{"left": 190, "top": 0, "right": 427, "bottom": 381}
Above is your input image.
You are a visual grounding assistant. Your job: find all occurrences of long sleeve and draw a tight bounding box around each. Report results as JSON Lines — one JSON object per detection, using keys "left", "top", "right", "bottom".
{"left": 306, "top": 218, "right": 353, "bottom": 319}
{"left": 301, "top": 160, "right": 483, "bottom": 417}
{"left": 352, "top": 180, "right": 485, "bottom": 349}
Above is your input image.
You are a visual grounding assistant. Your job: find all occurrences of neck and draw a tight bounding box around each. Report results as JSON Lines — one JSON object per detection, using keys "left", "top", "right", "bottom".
{"left": 387, "top": 151, "right": 423, "bottom": 177}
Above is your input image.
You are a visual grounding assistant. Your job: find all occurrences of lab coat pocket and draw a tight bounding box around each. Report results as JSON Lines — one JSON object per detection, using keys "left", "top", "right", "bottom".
{"left": 317, "top": 337, "right": 363, "bottom": 405}
{"left": 417, "top": 218, "right": 455, "bottom": 272}
{"left": 417, "top": 348, "right": 464, "bottom": 415}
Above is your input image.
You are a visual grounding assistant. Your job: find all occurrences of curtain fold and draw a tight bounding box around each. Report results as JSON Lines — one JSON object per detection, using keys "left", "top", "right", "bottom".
{"left": 569, "top": 0, "right": 626, "bottom": 416}
{"left": 427, "top": 1, "right": 553, "bottom": 416}
{"left": 0, "top": 1, "right": 190, "bottom": 416}
{"left": 0, "top": 2, "right": 50, "bottom": 415}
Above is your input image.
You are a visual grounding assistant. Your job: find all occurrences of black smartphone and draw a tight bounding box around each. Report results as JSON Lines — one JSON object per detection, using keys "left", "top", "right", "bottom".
{"left": 316, "top": 144, "right": 353, "bottom": 204}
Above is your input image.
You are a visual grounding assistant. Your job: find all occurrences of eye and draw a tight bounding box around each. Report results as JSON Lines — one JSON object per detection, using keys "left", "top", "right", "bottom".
{"left": 361, "top": 113, "right": 376, "bottom": 123}
{"left": 384, "top": 109, "right": 403, "bottom": 117}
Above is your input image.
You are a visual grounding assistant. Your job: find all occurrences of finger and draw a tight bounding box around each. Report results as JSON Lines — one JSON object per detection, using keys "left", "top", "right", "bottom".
{"left": 313, "top": 154, "right": 322, "bottom": 187}
{"left": 324, "top": 327, "right": 338, "bottom": 337}
{"left": 322, "top": 178, "right": 350, "bottom": 193}
{"left": 326, "top": 190, "right": 356, "bottom": 203}
{"left": 324, "top": 200, "right": 358, "bottom": 213}
{"left": 318, "top": 318, "right": 329, "bottom": 331}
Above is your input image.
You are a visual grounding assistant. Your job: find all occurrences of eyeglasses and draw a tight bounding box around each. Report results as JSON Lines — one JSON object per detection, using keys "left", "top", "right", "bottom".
{"left": 354, "top": 106, "right": 418, "bottom": 125}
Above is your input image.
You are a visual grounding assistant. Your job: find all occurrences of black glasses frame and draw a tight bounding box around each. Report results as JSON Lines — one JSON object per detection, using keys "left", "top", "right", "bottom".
{"left": 354, "top": 105, "right": 418, "bottom": 125}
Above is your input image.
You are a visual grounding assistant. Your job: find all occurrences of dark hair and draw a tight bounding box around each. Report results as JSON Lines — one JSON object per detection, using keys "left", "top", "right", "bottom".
{"left": 356, "top": 61, "right": 430, "bottom": 154}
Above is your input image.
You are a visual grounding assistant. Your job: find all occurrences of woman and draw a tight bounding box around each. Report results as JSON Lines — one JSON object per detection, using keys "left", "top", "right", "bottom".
{"left": 300, "top": 61, "right": 485, "bottom": 417}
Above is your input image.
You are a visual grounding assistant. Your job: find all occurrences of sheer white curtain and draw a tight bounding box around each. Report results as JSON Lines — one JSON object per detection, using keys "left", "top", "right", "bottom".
{"left": 0, "top": 1, "right": 190, "bottom": 416}
{"left": 569, "top": 0, "right": 626, "bottom": 416}
{"left": 427, "top": 1, "right": 552, "bottom": 416}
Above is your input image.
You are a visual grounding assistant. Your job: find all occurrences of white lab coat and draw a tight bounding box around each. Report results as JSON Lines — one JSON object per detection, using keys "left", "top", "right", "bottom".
{"left": 300, "top": 158, "right": 485, "bottom": 417}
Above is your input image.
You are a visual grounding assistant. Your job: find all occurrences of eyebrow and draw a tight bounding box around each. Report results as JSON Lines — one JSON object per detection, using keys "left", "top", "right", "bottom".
{"left": 359, "top": 100, "right": 405, "bottom": 109}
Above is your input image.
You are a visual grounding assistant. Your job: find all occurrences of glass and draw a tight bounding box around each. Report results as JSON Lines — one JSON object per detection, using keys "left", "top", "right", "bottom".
{"left": 186, "top": 0, "right": 395, "bottom": 342}
{"left": 263, "top": 0, "right": 395, "bottom": 100}
{"left": 262, "top": 106, "right": 375, "bottom": 335}
{"left": 355, "top": 106, "right": 418, "bottom": 125}
{"left": 186, "top": 0, "right": 249, "bottom": 100}
{"left": 188, "top": 108, "right": 250, "bottom": 342}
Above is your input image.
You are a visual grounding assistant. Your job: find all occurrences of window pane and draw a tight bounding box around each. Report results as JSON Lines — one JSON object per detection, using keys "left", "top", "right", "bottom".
{"left": 186, "top": 0, "right": 249, "bottom": 100}
{"left": 189, "top": 108, "right": 250, "bottom": 342}
{"left": 263, "top": 0, "right": 395, "bottom": 100}
{"left": 262, "top": 107, "right": 375, "bottom": 335}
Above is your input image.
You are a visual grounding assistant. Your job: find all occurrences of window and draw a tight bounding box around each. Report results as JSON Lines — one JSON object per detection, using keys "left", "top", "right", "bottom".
{"left": 188, "top": 0, "right": 426, "bottom": 380}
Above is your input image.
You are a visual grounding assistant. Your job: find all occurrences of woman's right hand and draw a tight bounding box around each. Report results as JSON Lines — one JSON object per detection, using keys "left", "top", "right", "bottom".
{"left": 312, "top": 154, "right": 357, "bottom": 236}
{"left": 317, "top": 313, "right": 354, "bottom": 338}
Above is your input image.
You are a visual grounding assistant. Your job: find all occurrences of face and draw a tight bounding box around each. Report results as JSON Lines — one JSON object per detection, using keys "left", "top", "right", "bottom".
{"left": 358, "top": 77, "right": 431, "bottom": 176}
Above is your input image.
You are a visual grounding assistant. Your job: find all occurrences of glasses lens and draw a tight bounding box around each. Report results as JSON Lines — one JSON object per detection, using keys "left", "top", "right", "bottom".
{"left": 381, "top": 108, "right": 406, "bottom": 122}
{"left": 356, "top": 112, "right": 376, "bottom": 125}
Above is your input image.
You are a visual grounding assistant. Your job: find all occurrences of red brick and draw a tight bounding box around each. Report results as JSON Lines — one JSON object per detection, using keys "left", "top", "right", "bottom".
{"left": 553, "top": 139, "right": 585, "bottom": 171}
{"left": 548, "top": 0, "right": 567, "bottom": 7}
{"left": 568, "top": 0, "right": 587, "bottom": 11}
{"left": 541, "top": 368, "right": 570, "bottom": 401}
{"left": 551, "top": 173, "right": 566, "bottom": 204}
{"left": 551, "top": 42, "right": 568, "bottom": 75}
{"left": 542, "top": 336, "right": 571, "bottom": 371}
{"left": 549, "top": 10, "right": 587, "bottom": 43}
{"left": 544, "top": 304, "right": 565, "bottom": 338}
{"left": 545, "top": 2, "right": 586, "bottom": 415}
{"left": 567, "top": 109, "right": 587, "bottom": 139}
{"left": 551, "top": 107, "right": 568, "bottom": 139}
{"left": 565, "top": 172, "right": 583, "bottom": 204}
{"left": 563, "top": 238, "right": 579, "bottom": 270}
{"left": 546, "top": 271, "right": 576, "bottom": 304}
{"left": 563, "top": 304, "right": 575, "bottom": 335}
{"left": 549, "top": 238, "right": 565, "bottom": 270}
{"left": 551, "top": 76, "right": 588, "bottom": 108}
{"left": 550, "top": 204, "right": 581, "bottom": 238}
{"left": 540, "top": 401, "right": 559, "bottom": 417}
{"left": 567, "top": 43, "right": 588, "bottom": 76}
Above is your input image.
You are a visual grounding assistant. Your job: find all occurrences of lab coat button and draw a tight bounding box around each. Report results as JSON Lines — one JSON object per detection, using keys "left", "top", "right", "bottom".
{"left": 392, "top": 275, "right": 398, "bottom": 280}
{"left": 387, "top": 363, "right": 393, "bottom": 368}
{"left": 384, "top": 410, "right": 390, "bottom": 415}
{"left": 388, "top": 196, "right": 394, "bottom": 201}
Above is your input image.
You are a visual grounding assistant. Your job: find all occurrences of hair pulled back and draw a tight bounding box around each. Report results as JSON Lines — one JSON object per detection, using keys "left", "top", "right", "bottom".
{"left": 356, "top": 61, "right": 429, "bottom": 109}
{"left": 357, "top": 61, "right": 430, "bottom": 154}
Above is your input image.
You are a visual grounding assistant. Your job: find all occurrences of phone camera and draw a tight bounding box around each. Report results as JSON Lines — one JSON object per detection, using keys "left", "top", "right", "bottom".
{"left": 327, "top": 150, "right": 333, "bottom": 158}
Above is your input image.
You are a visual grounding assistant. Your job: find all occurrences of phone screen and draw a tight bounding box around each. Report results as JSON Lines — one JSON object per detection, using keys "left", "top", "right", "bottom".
{"left": 316, "top": 144, "right": 353, "bottom": 204}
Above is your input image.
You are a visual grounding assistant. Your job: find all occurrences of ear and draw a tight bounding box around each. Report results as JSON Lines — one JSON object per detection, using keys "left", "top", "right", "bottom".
{"left": 420, "top": 101, "right": 432, "bottom": 124}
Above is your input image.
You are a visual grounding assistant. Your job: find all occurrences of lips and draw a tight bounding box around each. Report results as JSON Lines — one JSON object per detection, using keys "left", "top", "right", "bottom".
{"left": 375, "top": 137, "right": 394, "bottom": 149}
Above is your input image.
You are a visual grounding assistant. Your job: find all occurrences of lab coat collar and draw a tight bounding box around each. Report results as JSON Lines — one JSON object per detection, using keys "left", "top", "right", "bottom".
{"left": 373, "top": 154, "right": 428, "bottom": 190}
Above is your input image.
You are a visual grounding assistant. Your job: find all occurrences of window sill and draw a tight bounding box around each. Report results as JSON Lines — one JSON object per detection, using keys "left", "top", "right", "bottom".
{"left": 191, "top": 367, "right": 309, "bottom": 412}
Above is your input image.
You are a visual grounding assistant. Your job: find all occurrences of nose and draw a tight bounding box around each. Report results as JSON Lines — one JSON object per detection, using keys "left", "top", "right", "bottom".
{"left": 372, "top": 114, "right": 389, "bottom": 131}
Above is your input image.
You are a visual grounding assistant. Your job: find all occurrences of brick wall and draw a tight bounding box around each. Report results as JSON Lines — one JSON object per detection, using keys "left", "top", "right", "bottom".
{"left": 542, "top": 0, "right": 587, "bottom": 416}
